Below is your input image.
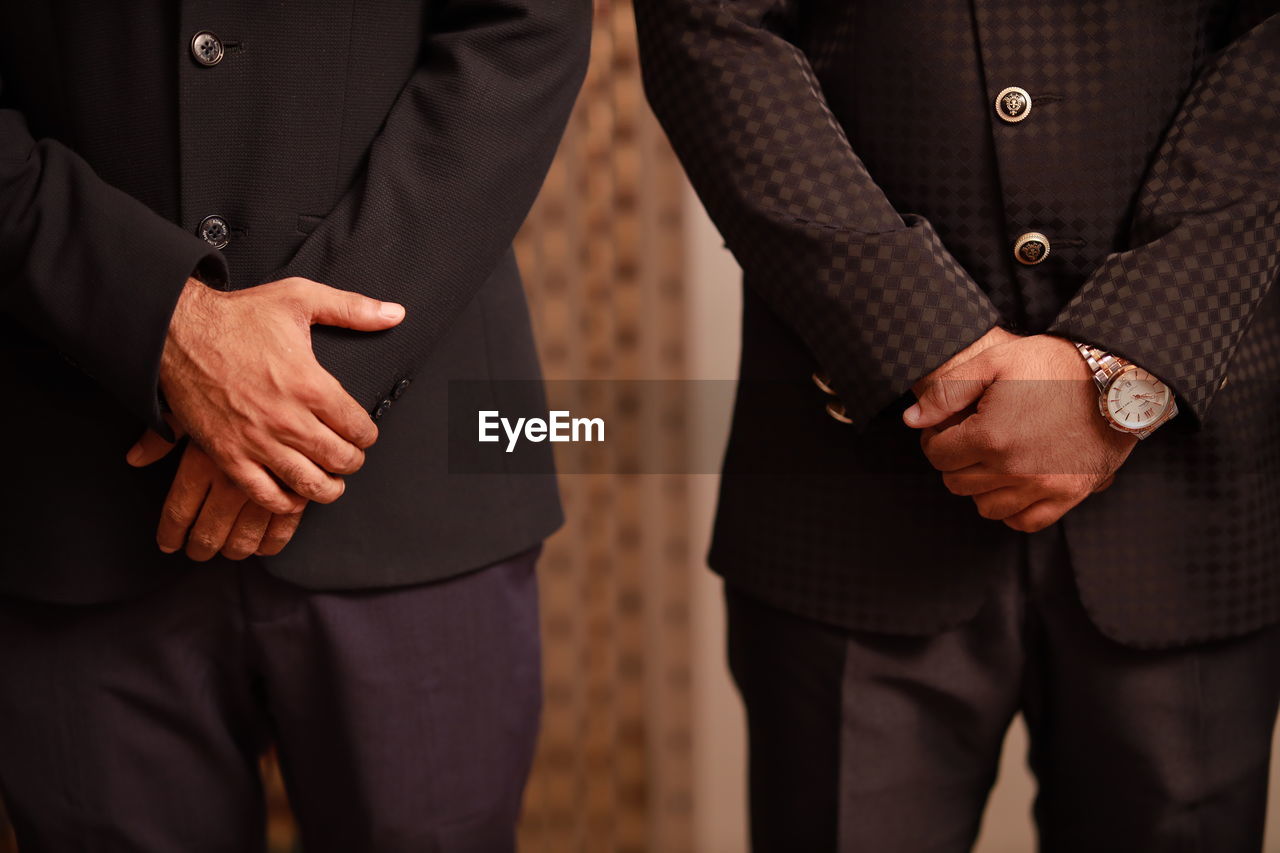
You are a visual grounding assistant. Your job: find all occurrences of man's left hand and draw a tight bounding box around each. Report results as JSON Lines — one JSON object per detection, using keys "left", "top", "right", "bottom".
{"left": 903, "top": 335, "right": 1135, "bottom": 533}
{"left": 127, "top": 429, "right": 307, "bottom": 560}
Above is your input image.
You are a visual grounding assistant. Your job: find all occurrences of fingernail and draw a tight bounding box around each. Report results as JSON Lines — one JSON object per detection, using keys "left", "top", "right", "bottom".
{"left": 379, "top": 302, "right": 405, "bottom": 321}
{"left": 126, "top": 445, "right": 143, "bottom": 465}
{"left": 904, "top": 405, "right": 922, "bottom": 425}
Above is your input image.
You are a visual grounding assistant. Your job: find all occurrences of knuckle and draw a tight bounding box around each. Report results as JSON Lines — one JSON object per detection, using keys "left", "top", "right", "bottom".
{"left": 246, "top": 484, "right": 281, "bottom": 510}
{"left": 296, "top": 377, "right": 329, "bottom": 408}
{"left": 334, "top": 446, "right": 364, "bottom": 474}
{"left": 293, "top": 476, "right": 323, "bottom": 499}
{"left": 261, "top": 535, "right": 290, "bottom": 553}
{"left": 191, "top": 532, "right": 222, "bottom": 552}
{"left": 162, "top": 502, "right": 193, "bottom": 526}
{"left": 277, "top": 461, "right": 310, "bottom": 489}
{"left": 311, "top": 478, "right": 344, "bottom": 504}
{"left": 975, "top": 500, "right": 1004, "bottom": 520}
{"left": 1010, "top": 512, "right": 1047, "bottom": 534}
{"left": 979, "top": 425, "right": 1006, "bottom": 453}
{"left": 222, "top": 540, "right": 256, "bottom": 560}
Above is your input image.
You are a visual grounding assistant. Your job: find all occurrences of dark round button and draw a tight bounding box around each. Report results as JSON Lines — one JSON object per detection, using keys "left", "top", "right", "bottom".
{"left": 1014, "top": 231, "right": 1050, "bottom": 265}
{"left": 191, "top": 32, "right": 225, "bottom": 67}
{"left": 995, "top": 86, "right": 1032, "bottom": 123}
{"left": 197, "top": 215, "right": 230, "bottom": 249}
{"left": 391, "top": 379, "right": 411, "bottom": 400}
{"left": 373, "top": 400, "right": 392, "bottom": 420}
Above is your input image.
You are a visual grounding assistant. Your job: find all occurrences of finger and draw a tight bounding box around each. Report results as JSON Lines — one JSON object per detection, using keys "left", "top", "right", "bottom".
{"left": 221, "top": 502, "right": 274, "bottom": 561}
{"left": 257, "top": 510, "right": 306, "bottom": 556}
{"left": 905, "top": 356, "right": 998, "bottom": 430}
{"left": 282, "top": 416, "right": 367, "bottom": 476}
{"left": 293, "top": 280, "right": 405, "bottom": 332}
{"left": 940, "top": 465, "right": 1013, "bottom": 497}
{"left": 306, "top": 370, "right": 379, "bottom": 453}
{"left": 128, "top": 429, "right": 178, "bottom": 467}
{"left": 972, "top": 486, "right": 1037, "bottom": 522}
{"left": 1003, "top": 498, "right": 1072, "bottom": 533}
{"left": 920, "top": 417, "right": 989, "bottom": 472}
{"left": 185, "top": 484, "right": 251, "bottom": 562}
{"left": 221, "top": 461, "right": 308, "bottom": 515}
{"left": 264, "top": 447, "right": 346, "bottom": 504}
{"left": 156, "top": 456, "right": 214, "bottom": 554}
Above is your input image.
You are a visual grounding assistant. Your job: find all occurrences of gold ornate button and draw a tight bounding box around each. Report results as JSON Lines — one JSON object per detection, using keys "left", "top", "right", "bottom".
{"left": 1013, "top": 231, "right": 1050, "bottom": 265}
{"left": 995, "top": 86, "right": 1032, "bottom": 123}
{"left": 811, "top": 373, "right": 837, "bottom": 396}
{"left": 825, "top": 401, "right": 853, "bottom": 424}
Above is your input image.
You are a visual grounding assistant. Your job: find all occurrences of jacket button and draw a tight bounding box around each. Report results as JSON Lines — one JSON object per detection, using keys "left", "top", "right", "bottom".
{"left": 995, "top": 86, "right": 1032, "bottom": 123}
{"left": 391, "top": 379, "right": 411, "bottom": 400}
{"left": 373, "top": 399, "right": 392, "bottom": 420}
{"left": 1013, "top": 231, "right": 1050, "bottom": 265}
{"left": 197, "top": 215, "right": 230, "bottom": 249}
{"left": 190, "top": 32, "right": 225, "bottom": 67}
{"left": 811, "top": 372, "right": 837, "bottom": 396}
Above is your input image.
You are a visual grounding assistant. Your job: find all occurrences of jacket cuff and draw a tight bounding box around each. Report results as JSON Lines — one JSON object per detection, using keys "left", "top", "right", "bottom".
{"left": 817, "top": 216, "right": 1004, "bottom": 432}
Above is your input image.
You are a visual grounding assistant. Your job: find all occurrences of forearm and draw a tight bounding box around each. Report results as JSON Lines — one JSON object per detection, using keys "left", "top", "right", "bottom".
{"left": 1047, "top": 14, "right": 1280, "bottom": 427}
{"left": 636, "top": 0, "right": 1002, "bottom": 427}
{"left": 0, "top": 111, "right": 228, "bottom": 435}
{"left": 272, "top": 0, "right": 593, "bottom": 417}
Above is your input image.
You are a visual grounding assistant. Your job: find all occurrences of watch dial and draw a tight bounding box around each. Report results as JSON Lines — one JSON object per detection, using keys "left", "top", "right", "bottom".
{"left": 1106, "top": 367, "right": 1171, "bottom": 430}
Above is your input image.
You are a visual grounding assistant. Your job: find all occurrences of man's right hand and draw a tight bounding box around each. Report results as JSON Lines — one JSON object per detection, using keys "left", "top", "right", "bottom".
{"left": 160, "top": 277, "right": 405, "bottom": 514}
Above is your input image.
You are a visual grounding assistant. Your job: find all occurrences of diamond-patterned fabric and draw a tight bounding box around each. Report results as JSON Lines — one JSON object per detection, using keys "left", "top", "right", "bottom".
{"left": 637, "top": 0, "right": 1280, "bottom": 647}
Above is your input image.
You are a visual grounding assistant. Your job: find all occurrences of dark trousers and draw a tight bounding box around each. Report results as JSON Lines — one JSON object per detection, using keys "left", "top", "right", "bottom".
{"left": 727, "top": 525, "right": 1280, "bottom": 853}
{"left": 0, "top": 548, "right": 543, "bottom": 853}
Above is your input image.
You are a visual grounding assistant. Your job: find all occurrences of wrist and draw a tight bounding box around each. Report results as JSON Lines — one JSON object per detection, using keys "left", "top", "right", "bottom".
{"left": 1072, "top": 341, "right": 1178, "bottom": 439}
{"left": 160, "top": 278, "right": 219, "bottom": 387}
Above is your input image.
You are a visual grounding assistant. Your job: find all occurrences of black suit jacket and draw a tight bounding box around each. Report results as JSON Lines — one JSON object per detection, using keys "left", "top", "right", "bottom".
{"left": 0, "top": 0, "right": 591, "bottom": 603}
{"left": 637, "top": 0, "right": 1280, "bottom": 648}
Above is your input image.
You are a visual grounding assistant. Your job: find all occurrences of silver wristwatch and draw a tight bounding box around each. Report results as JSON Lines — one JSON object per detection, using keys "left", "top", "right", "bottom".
{"left": 1075, "top": 343, "right": 1177, "bottom": 439}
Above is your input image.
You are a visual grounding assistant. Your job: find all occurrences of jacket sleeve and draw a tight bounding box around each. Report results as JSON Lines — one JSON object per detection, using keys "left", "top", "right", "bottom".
{"left": 271, "top": 0, "right": 592, "bottom": 417}
{"left": 1047, "top": 11, "right": 1280, "bottom": 428}
{"left": 0, "top": 78, "right": 229, "bottom": 436}
{"left": 634, "top": 0, "right": 1003, "bottom": 429}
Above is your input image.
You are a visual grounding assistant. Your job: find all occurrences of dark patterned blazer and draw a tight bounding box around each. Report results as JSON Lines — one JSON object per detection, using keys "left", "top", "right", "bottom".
{"left": 0, "top": 0, "right": 590, "bottom": 603}
{"left": 637, "top": 0, "right": 1280, "bottom": 648}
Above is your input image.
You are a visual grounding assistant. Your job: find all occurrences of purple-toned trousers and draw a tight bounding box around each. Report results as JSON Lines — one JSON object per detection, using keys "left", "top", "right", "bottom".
{"left": 0, "top": 547, "right": 542, "bottom": 853}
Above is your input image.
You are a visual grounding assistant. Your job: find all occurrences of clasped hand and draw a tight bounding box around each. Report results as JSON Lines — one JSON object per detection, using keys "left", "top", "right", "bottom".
{"left": 126, "top": 277, "right": 404, "bottom": 561}
{"left": 903, "top": 330, "right": 1136, "bottom": 533}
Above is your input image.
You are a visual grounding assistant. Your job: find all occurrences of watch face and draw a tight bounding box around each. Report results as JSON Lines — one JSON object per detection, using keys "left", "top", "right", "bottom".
{"left": 1105, "top": 366, "right": 1172, "bottom": 430}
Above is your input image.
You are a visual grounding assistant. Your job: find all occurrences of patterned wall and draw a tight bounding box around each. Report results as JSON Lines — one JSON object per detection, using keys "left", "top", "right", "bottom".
{"left": 515, "top": 1, "right": 694, "bottom": 850}
{"left": 0, "top": 3, "right": 689, "bottom": 851}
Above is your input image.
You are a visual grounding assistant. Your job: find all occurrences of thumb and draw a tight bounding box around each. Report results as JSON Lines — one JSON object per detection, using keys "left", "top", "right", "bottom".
{"left": 127, "top": 428, "right": 178, "bottom": 467}
{"left": 303, "top": 282, "right": 405, "bottom": 332}
{"left": 904, "top": 356, "right": 999, "bottom": 429}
